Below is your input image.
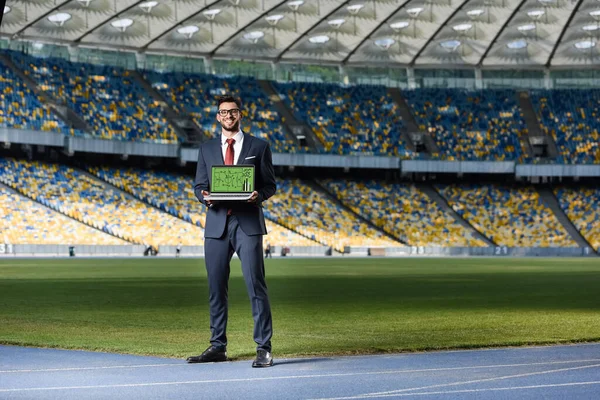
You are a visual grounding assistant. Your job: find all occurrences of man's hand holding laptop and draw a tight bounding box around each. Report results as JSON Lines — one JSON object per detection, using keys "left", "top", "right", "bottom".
{"left": 247, "top": 191, "right": 259, "bottom": 203}
{"left": 201, "top": 190, "right": 214, "bottom": 207}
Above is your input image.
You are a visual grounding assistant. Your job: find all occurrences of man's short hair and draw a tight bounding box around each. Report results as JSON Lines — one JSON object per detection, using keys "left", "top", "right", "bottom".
{"left": 217, "top": 95, "right": 242, "bottom": 109}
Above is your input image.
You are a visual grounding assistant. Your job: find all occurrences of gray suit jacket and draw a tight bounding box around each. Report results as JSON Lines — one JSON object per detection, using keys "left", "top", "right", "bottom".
{"left": 194, "top": 133, "right": 276, "bottom": 238}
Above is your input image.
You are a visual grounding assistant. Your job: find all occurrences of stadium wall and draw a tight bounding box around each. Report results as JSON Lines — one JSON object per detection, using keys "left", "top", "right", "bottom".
{"left": 384, "top": 247, "right": 595, "bottom": 257}
{"left": 3, "top": 128, "right": 600, "bottom": 177}
{"left": 0, "top": 245, "right": 595, "bottom": 257}
{"left": 2, "top": 245, "right": 147, "bottom": 257}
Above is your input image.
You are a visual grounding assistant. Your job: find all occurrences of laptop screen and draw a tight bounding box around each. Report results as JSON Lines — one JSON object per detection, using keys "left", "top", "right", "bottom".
{"left": 211, "top": 165, "right": 255, "bottom": 193}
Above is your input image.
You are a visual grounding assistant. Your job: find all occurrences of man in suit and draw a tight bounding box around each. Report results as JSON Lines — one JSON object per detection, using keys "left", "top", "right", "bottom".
{"left": 188, "top": 95, "right": 276, "bottom": 368}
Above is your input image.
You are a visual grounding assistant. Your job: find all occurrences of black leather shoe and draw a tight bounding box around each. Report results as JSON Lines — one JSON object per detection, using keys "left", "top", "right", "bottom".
{"left": 186, "top": 346, "right": 227, "bottom": 363}
{"left": 252, "top": 349, "right": 273, "bottom": 368}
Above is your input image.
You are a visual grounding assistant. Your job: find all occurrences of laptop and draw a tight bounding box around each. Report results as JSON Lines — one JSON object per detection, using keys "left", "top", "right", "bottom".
{"left": 204, "top": 165, "right": 255, "bottom": 201}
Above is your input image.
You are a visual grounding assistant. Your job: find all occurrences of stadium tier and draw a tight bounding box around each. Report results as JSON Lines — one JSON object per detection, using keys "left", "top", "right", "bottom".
{"left": 403, "top": 89, "right": 529, "bottom": 162}
{"left": 88, "top": 166, "right": 317, "bottom": 247}
{"left": 320, "top": 180, "right": 485, "bottom": 247}
{"left": 1, "top": 48, "right": 599, "bottom": 165}
{"left": 530, "top": 90, "right": 600, "bottom": 164}
{"left": 7, "top": 51, "right": 178, "bottom": 144}
{"left": 0, "top": 185, "right": 126, "bottom": 245}
{"left": 0, "top": 158, "right": 203, "bottom": 247}
{"left": 437, "top": 184, "right": 575, "bottom": 247}
{"left": 266, "top": 178, "right": 400, "bottom": 252}
{"left": 274, "top": 82, "right": 413, "bottom": 157}
{"left": 143, "top": 71, "right": 298, "bottom": 153}
{"left": 0, "top": 156, "right": 595, "bottom": 250}
{"left": 554, "top": 187, "right": 600, "bottom": 251}
{"left": 0, "top": 63, "right": 75, "bottom": 134}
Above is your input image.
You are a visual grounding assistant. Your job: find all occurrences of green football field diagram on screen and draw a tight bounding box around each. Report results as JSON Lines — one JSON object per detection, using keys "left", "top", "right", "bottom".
{"left": 212, "top": 166, "right": 254, "bottom": 192}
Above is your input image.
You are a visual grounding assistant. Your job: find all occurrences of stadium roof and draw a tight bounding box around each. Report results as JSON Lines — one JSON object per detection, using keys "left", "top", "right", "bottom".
{"left": 1, "top": 0, "right": 597, "bottom": 67}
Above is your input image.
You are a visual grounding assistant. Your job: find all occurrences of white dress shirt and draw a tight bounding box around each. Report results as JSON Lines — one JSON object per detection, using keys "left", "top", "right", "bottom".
{"left": 221, "top": 130, "right": 244, "bottom": 165}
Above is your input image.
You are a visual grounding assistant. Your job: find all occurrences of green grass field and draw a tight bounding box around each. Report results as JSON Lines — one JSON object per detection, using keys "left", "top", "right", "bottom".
{"left": 1, "top": 257, "right": 599, "bottom": 360}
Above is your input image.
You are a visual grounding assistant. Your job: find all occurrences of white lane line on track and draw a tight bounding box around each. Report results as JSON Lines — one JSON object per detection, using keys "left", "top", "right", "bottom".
{"left": 0, "top": 364, "right": 183, "bottom": 374}
{"left": 310, "top": 363, "right": 600, "bottom": 400}
{"left": 2, "top": 357, "right": 600, "bottom": 375}
{"left": 330, "top": 381, "right": 600, "bottom": 398}
{"left": 1, "top": 361, "right": 600, "bottom": 393}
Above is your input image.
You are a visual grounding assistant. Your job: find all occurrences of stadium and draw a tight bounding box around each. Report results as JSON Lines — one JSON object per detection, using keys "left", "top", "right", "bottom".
{"left": 1, "top": 0, "right": 600, "bottom": 398}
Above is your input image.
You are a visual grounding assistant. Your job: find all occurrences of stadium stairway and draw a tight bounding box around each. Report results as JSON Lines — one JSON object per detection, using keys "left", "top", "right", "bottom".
{"left": 517, "top": 91, "right": 558, "bottom": 160}
{"left": 129, "top": 70, "right": 206, "bottom": 145}
{"left": 536, "top": 187, "right": 595, "bottom": 250}
{"left": 0, "top": 53, "right": 91, "bottom": 134}
{"left": 257, "top": 80, "right": 319, "bottom": 152}
{"left": 388, "top": 88, "right": 439, "bottom": 154}
{"left": 417, "top": 183, "right": 495, "bottom": 247}
{"left": 0, "top": 178, "right": 133, "bottom": 244}
{"left": 310, "top": 180, "right": 406, "bottom": 246}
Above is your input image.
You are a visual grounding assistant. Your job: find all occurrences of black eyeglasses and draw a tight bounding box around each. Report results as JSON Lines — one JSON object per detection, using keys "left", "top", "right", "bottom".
{"left": 218, "top": 108, "right": 240, "bottom": 117}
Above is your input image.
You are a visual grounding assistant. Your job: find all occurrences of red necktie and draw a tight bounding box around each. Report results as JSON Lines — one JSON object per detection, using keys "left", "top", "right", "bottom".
{"left": 225, "top": 138, "right": 235, "bottom": 215}
{"left": 225, "top": 138, "right": 235, "bottom": 165}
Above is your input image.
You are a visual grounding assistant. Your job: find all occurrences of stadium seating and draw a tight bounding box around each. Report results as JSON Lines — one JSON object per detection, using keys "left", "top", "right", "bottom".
{"left": 0, "top": 63, "right": 74, "bottom": 134}
{"left": 403, "top": 89, "right": 528, "bottom": 161}
{"left": 0, "top": 186, "right": 126, "bottom": 245}
{"left": 0, "top": 156, "right": 593, "bottom": 250}
{"left": 143, "top": 71, "right": 300, "bottom": 153}
{"left": 7, "top": 51, "right": 178, "bottom": 144}
{"left": 320, "top": 180, "right": 485, "bottom": 247}
{"left": 0, "top": 158, "right": 203, "bottom": 248}
{"left": 554, "top": 187, "right": 600, "bottom": 250}
{"left": 266, "top": 178, "right": 402, "bottom": 252}
{"left": 3, "top": 47, "right": 598, "bottom": 165}
{"left": 437, "top": 184, "right": 576, "bottom": 247}
{"left": 2, "top": 47, "right": 599, "bottom": 166}
{"left": 529, "top": 90, "right": 600, "bottom": 164}
{"left": 274, "top": 82, "right": 413, "bottom": 157}
{"left": 88, "top": 166, "right": 317, "bottom": 247}
{"left": 89, "top": 166, "right": 207, "bottom": 228}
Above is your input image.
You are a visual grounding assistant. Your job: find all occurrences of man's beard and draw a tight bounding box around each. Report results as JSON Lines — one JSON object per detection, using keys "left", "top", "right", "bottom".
{"left": 220, "top": 119, "right": 240, "bottom": 133}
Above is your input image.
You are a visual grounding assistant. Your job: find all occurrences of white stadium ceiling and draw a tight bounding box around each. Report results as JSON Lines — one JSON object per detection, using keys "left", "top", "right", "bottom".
{"left": 1, "top": 0, "right": 597, "bottom": 67}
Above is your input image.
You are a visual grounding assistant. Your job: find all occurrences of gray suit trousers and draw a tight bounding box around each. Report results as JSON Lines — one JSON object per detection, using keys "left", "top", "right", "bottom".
{"left": 204, "top": 215, "right": 273, "bottom": 352}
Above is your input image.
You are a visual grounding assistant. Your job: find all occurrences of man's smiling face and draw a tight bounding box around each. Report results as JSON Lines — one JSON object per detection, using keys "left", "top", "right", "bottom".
{"left": 217, "top": 101, "right": 242, "bottom": 134}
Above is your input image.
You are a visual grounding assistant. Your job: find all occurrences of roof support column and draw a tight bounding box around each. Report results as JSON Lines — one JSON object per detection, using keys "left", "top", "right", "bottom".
{"left": 204, "top": 56, "right": 214, "bottom": 75}
{"left": 475, "top": 67, "right": 483, "bottom": 89}
{"left": 544, "top": 68, "right": 551, "bottom": 89}
{"left": 67, "top": 45, "right": 79, "bottom": 63}
{"left": 407, "top": 67, "right": 416, "bottom": 89}
{"left": 271, "top": 62, "right": 279, "bottom": 81}
{"left": 339, "top": 65, "right": 348, "bottom": 85}
{"left": 135, "top": 52, "right": 146, "bottom": 70}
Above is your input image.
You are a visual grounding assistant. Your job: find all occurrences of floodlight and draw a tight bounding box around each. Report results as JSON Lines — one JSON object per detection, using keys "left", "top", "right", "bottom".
{"left": 507, "top": 39, "right": 527, "bottom": 49}
{"left": 309, "top": 35, "right": 330, "bottom": 44}
{"left": 48, "top": 12, "right": 72, "bottom": 26}
{"left": 177, "top": 25, "right": 200, "bottom": 38}
{"left": 111, "top": 18, "right": 134, "bottom": 31}
{"left": 375, "top": 38, "right": 395, "bottom": 50}
{"left": 243, "top": 31, "right": 265, "bottom": 43}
